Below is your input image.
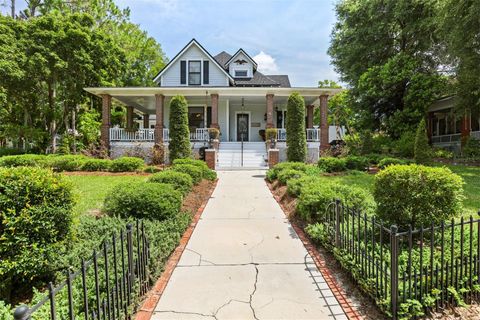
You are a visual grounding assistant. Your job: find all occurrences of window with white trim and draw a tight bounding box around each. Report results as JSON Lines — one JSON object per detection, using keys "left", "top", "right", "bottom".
{"left": 234, "top": 70, "right": 248, "bottom": 77}
{"left": 188, "top": 61, "right": 201, "bottom": 85}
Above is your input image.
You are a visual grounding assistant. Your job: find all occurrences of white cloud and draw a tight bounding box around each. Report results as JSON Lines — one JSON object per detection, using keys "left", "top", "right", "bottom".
{"left": 253, "top": 51, "right": 279, "bottom": 74}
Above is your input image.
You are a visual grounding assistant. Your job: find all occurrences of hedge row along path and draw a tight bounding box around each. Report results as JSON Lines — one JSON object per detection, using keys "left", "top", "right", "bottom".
{"left": 148, "top": 170, "right": 354, "bottom": 320}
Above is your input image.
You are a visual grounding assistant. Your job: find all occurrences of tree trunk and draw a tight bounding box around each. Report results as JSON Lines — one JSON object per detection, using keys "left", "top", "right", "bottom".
{"left": 72, "top": 106, "right": 77, "bottom": 153}
{"left": 48, "top": 81, "right": 57, "bottom": 153}
{"left": 10, "top": 0, "right": 15, "bottom": 18}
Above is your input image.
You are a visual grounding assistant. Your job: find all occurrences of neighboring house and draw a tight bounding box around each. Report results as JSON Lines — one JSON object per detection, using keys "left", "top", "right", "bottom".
{"left": 427, "top": 96, "right": 480, "bottom": 153}
{"left": 85, "top": 39, "right": 341, "bottom": 167}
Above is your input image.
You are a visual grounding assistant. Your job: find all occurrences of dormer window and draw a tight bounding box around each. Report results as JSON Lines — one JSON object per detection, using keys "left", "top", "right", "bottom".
{"left": 235, "top": 70, "right": 248, "bottom": 77}
{"left": 188, "top": 61, "right": 201, "bottom": 85}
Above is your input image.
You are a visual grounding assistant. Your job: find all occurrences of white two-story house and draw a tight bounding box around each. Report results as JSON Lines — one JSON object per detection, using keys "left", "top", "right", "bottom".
{"left": 85, "top": 39, "right": 341, "bottom": 167}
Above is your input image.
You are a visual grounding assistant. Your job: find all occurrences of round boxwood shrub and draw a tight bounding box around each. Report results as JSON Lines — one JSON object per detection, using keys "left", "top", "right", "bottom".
{"left": 318, "top": 157, "right": 347, "bottom": 173}
{"left": 377, "top": 157, "right": 410, "bottom": 169}
{"left": 297, "top": 182, "right": 375, "bottom": 223}
{"left": 172, "top": 158, "right": 217, "bottom": 181}
{"left": 266, "top": 162, "right": 309, "bottom": 182}
{"left": 169, "top": 95, "right": 191, "bottom": 161}
{"left": 286, "top": 92, "right": 307, "bottom": 162}
{"left": 104, "top": 182, "right": 182, "bottom": 220}
{"left": 110, "top": 156, "right": 145, "bottom": 172}
{"left": 345, "top": 156, "right": 369, "bottom": 171}
{"left": 286, "top": 175, "right": 321, "bottom": 197}
{"left": 277, "top": 169, "right": 306, "bottom": 185}
{"left": 81, "top": 158, "right": 112, "bottom": 171}
{"left": 0, "top": 167, "right": 75, "bottom": 297}
{"left": 148, "top": 170, "right": 193, "bottom": 195}
{"left": 374, "top": 165, "right": 464, "bottom": 229}
{"left": 45, "top": 155, "right": 88, "bottom": 171}
{"left": 0, "top": 154, "right": 47, "bottom": 167}
{"left": 172, "top": 164, "right": 203, "bottom": 184}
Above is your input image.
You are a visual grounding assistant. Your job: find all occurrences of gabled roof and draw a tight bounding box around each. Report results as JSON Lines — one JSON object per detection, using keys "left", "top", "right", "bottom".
{"left": 152, "top": 39, "right": 234, "bottom": 84}
{"left": 265, "top": 75, "right": 291, "bottom": 88}
{"left": 234, "top": 71, "right": 290, "bottom": 87}
{"left": 213, "top": 51, "right": 232, "bottom": 69}
{"left": 224, "top": 48, "right": 258, "bottom": 69}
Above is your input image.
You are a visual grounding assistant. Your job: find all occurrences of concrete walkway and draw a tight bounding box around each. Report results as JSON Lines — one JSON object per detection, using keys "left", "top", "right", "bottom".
{"left": 152, "top": 170, "right": 347, "bottom": 320}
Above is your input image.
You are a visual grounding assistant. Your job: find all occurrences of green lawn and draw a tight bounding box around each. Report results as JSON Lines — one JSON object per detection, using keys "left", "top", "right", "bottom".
{"left": 313, "top": 165, "right": 480, "bottom": 216}
{"left": 65, "top": 175, "right": 147, "bottom": 215}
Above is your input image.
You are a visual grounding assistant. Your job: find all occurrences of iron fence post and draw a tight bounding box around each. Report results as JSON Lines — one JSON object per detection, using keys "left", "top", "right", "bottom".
{"left": 390, "top": 225, "right": 399, "bottom": 320}
{"left": 335, "top": 199, "right": 341, "bottom": 248}
{"left": 13, "top": 305, "right": 29, "bottom": 320}
{"left": 126, "top": 223, "right": 134, "bottom": 305}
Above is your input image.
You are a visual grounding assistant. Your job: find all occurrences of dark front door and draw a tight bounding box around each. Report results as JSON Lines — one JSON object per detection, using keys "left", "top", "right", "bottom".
{"left": 236, "top": 113, "right": 249, "bottom": 141}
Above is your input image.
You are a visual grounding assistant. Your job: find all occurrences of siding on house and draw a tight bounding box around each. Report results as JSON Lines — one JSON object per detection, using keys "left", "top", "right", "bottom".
{"left": 160, "top": 44, "right": 229, "bottom": 87}
{"left": 228, "top": 52, "right": 254, "bottom": 78}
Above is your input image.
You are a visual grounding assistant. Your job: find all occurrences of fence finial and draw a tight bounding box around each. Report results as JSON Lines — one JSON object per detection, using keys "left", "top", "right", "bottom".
{"left": 13, "top": 305, "right": 29, "bottom": 320}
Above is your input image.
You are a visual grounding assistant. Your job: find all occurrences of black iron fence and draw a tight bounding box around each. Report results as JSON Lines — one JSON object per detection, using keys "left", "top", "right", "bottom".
{"left": 319, "top": 200, "right": 480, "bottom": 319}
{"left": 13, "top": 221, "right": 150, "bottom": 320}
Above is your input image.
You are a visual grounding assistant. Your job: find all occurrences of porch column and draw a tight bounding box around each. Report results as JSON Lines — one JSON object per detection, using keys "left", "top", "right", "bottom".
{"left": 143, "top": 113, "right": 150, "bottom": 129}
{"left": 100, "top": 94, "right": 111, "bottom": 149}
{"left": 426, "top": 111, "right": 434, "bottom": 143}
{"left": 319, "top": 95, "right": 329, "bottom": 152}
{"left": 210, "top": 93, "right": 219, "bottom": 129}
{"left": 266, "top": 94, "right": 274, "bottom": 128}
{"left": 154, "top": 94, "right": 164, "bottom": 144}
{"left": 306, "top": 105, "right": 314, "bottom": 128}
{"left": 126, "top": 106, "right": 134, "bottom": 130}
{"left": 461, "top": 111, "right": 471, "bottom": 143}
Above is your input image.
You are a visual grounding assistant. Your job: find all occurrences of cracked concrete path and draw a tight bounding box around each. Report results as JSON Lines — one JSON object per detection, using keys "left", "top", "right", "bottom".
{"left": 152, "top": 170, "right": 347, "bottom": 320}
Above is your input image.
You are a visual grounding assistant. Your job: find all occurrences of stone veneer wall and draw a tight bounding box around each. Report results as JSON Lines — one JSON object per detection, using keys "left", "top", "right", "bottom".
{"left": 276, "top": 142, "right": 320, "bottom": 164}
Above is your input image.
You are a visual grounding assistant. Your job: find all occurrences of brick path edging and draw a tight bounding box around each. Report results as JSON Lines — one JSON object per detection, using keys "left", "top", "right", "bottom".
{"left": 268, "top": 183, "right": 363, "bottom": 320}
{"left": 135, "top": 179, "right": 219, "bottom": 320}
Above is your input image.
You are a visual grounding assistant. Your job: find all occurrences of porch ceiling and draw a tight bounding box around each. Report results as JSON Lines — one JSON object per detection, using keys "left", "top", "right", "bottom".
{"left": 84, "top": 87, "right": 342, "bottom": 113}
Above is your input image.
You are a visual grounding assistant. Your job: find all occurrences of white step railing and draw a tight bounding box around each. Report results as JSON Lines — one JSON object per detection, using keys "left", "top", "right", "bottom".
{"left": 431, "top": 133, "right": 461, "bottom": 144}
{"left": 471, "top": 131, "right": 480, "bottom": 139}
{"left": 276, "top": 128, "right": 320, "bottom": 142}
{"left": 190, "top": 128, "right": 209, "bottom": 141}
{"left": 109, "top": 128, "right": 170, "bottom": 142}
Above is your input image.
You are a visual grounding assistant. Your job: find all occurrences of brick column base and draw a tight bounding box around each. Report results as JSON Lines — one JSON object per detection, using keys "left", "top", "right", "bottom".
{"left": 268, "top": 149, "right": 279, "bottom": 168}
{"left": 205, "top": 149, "right": 217, "bottom": 170}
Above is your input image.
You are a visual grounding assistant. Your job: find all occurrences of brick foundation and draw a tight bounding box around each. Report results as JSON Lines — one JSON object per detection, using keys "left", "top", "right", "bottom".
{"left": 205, "top": 149, "right": 216, "bottom": 170}
{"left": 268, "top": 149, "right": 279, "bottom": 168}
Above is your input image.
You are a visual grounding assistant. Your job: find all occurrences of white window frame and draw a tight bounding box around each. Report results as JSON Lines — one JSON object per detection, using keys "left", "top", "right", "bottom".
{"left": 234, "top": 69, "right": 248, "bottom": 78}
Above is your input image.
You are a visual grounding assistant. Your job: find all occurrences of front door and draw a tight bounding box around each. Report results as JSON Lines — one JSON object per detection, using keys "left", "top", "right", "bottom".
{"left": 236, "top": 113, "right": 249, "bottom": 141}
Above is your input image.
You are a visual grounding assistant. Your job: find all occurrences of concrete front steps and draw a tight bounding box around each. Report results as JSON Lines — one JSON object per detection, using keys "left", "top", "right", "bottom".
{"left": 217, "top": 142, "right": 268, "bottom": 169}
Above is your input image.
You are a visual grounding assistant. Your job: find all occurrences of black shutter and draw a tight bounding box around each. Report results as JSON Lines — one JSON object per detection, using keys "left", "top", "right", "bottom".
{"left": 203, "top": 61, "right": 209, "bottom": 84}
{"left": 180, "top": 60, "right": 186, "bottom": 84}
{"left": 207, "top": 106, "right": 212, "bottom": 127}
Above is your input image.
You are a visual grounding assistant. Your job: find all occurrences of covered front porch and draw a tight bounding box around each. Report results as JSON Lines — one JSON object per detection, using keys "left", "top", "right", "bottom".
{"left": 85, "top": 87, "right": 341, "bottom": 150}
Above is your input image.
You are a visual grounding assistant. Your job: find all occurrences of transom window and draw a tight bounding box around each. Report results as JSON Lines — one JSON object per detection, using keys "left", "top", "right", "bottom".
{"left": 234, "top": 70, "right": 248, "bottom": 77}
{"left": 188, "top": 61, "right": 201, "bottom": 85}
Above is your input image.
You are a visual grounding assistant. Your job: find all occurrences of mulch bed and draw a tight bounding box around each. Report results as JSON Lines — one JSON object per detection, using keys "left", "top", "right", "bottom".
{"left": 135, "top": 179, "right": 218, "bottom": 320}
{"left": 62, "top": 171, "right": 155, "bottom": 176}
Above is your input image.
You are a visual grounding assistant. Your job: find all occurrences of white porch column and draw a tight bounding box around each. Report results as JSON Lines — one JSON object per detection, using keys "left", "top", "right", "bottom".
{"left": 226, "top": 98, "right": 230, "bottom": 141}
{"left": 211, "top": 93, "right": 219, "bottom": 129}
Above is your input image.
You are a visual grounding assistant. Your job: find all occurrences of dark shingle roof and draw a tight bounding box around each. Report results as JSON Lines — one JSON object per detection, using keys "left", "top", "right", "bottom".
{"left": 213, "top": 51, "right": 232, "bottom": 68}
{"left": 265, "top": 75, "right": 291, "bottom": 88}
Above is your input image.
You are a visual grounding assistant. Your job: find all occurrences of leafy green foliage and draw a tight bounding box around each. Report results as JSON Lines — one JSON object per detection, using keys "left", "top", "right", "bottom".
{"left": 148, "top": 170, "right": 193, "bottom": 196}
{"left": 318, "top": 157, "right": 347, "bottom": 172}
{"left": 277, "top": 169, "right": 306, "bottom": 186}
{"left": 373, "top": 165, "right": 464, "bottom": 228}
{"left": 172, "top": 164, "right": 203, "bottom": 185}
{"left": 168, "top": 96, "right": 191, "bottom": 161}
{"left": 0, "top": 148, "right": 24, "bottom": 157}
{"left": 103, "top": 182, "right": 182, "bottom": 221}
{"left": 265, "top": 162, "right": 309, "bottom": 182}
{"left": 345, "top": 156, "right": 369, "bottom": 171}
{"left": 81, "top": 158, "right": 111, "bottom": 171}
{"left": 172, "top": 158, "right": 217, "bottom": 181}
{"left": 0, "top": 167, "right": 75, "bottom": 301}
{"left": 45, "top": 155, "right": 88, "bottom": 171}
{"left": 462, "top": 138, "right": 480, "bottom": 159}
{"left": 377, "top": 157, "right": 411, "bottom": 169}
{"left": 286, "top": 175, "right": 322, "bottom": 197}
{"left": 110, "top": 157, "right": 144, "bottom": 172}
{"left": 286, "top": 93, "right": 307, "bottom": 162}
{"left": 0, "top": 154, "right": 47, "bottom": 167}
{"left": 414, "top": 119, "right": 432, "bottom": 164}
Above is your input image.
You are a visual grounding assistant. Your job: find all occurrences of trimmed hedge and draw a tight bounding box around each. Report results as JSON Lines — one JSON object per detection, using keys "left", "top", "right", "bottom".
{"left": 103, "top": 182, "right": 182, "bottom": 220}
{"left": 148, "top": 170, "right": 193, "bottom": 195}
{"left": 172, "top": 164, "right": 203, "bottom": 185}
{"left": 277, "top": 169, "right": 306, "bottom": 185}
{"left": 318, "top": 157, "right": 347, "bottom": 172}
{"left": 169, "top": 95, "right": 191, "bottom": 161}
{"left": 286, "top": 175, "right": 321, "bottom": 197}
{"left": 373, "top": 164, "right": 464, "bottom": 229}
{"left": 266, "top": 162, "right": 309, "bottom": 182}
{"left": 172, "top": 158, "right": 217, "bottom": 181}
{"left": 0, "top": 154, "right": 47, "bottom": 167}
{"left": 81, "top": 158, "right": 112, "bottom": 171}
{"left": 345, "top": 156, "right": 369, "bottom": 171}
{"left": 377, "top": 157, "right": 411, "bottom": 169}
{"left": 286, "top": 92, "right": 307, "bottom": 162}
{"left": 46, "top": 155, "right": 88, "bottom": 171}
{"left": 110, "top": 157, "right": 144, "bottom": 172}
{"left": 0, "top": 167, "right": 75, "bottom": 299}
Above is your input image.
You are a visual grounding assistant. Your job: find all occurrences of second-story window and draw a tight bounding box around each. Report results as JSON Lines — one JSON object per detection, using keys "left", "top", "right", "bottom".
{"left": 189, "top": 61, "right": 201, "bottom": 85}
{"left": 235, "top": 70, "right": 248, "bottom": 77}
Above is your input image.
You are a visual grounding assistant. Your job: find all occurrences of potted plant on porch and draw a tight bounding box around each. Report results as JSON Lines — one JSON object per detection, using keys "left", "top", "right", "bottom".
{"left": 265, "top": 128, "right": 278, "bottom": 149}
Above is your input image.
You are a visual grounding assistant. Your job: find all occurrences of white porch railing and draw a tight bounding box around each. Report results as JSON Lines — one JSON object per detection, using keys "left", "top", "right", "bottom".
{"left": 431, "top": 133, "right": 462, "bottom": 144}
{"left": 109, "top": 128, "right": 170, "bottom": 142}
{"left": 471, "top": 131, "right": 480, "bottom": 139}
{"left": 276, "top": 128, "right": 321, "bottom": 142}
{"left": 190, "top": 128, "right": 209, "bottom": 141}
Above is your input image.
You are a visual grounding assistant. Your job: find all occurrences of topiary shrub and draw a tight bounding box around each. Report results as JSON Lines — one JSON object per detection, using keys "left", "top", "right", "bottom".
{"left": 297, "top": 182, "right": 375, "bottom": 222}
{"left": 172, "top": 164, "right": 203, "bottom": 184}
{"left": 81, "top": 158, "right": 112, "bottom": 171}
{"left": 277, "top": 169, "right": 306, "bottom": 185}
{"left": 110, "top": 156, "right": 144, "bottom": 172}
{"left": 414, "top": 118, "right": 432, "bottom": 164}
{"left": 286, "top": 92, "right": 307, "bottom": 162}
{"left": 377, "top": 157, "right": 410, "bottom": 169}
{"left": 172, "top": 158, "right": 216, "bottom": 181}
{"left": 0, "top": 154, "right": 47, "bottom": 167}
{"left": 345, "top": 156, "right": 369, "bottom": 171}
{"left": 169, "top": 95, "right": 191, "bottom": 161}
{"left": 373, "top": 164, "right": 464, "bottom": 229}
{"left": 148, "top": 170, "right": 193, "bottom": 196}
{"left": 266, "top": 162, "right": 309, "bottom": 182}
{"left": 0, "top": 167, "right": 75, "bottom": 299}
{"left": 318, "top": 157, "right": 347, "bottom": 172}
{"left": 103, "top": 182, "right": 182, "bottom": 220}
{"left": 45, "top": 155, "right": 88, "bottom": 171}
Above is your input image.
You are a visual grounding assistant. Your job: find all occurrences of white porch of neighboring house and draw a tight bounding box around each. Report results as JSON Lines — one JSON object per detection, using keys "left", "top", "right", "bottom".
{"left": 84, "top": 87, "right": 342, "bottom": 164}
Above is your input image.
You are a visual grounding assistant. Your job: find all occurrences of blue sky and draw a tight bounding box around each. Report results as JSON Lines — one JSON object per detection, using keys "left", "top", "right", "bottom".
{"left": 3, "top": 0, "right": 340, "bottom": 87}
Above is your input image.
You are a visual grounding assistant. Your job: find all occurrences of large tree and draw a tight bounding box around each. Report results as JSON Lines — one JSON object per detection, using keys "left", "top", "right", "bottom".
{"left": 329, "top": 0, "right": 446, "bottom": 137}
